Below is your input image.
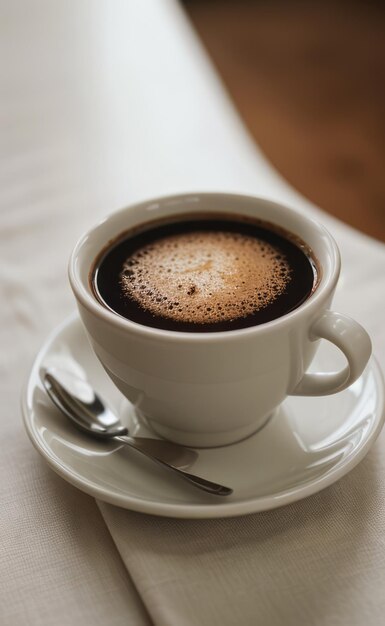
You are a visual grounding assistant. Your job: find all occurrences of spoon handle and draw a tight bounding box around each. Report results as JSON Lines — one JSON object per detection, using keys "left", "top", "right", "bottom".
{"left": 116, "top": 435, "right": 198, "bottom": 468}
{"left": 162, "top": 464, "right": 233, "bottom": 496}
{"left": 116, "top": 436, "right": 233, "bottom": 496}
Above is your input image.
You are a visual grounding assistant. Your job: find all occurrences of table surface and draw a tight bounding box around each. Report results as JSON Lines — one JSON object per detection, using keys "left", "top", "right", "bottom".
{"left": 184, "top": 0, "right": 385, "bottom": 242}
{"left": 1, "top": 1, "right": 385, "bottom": 625}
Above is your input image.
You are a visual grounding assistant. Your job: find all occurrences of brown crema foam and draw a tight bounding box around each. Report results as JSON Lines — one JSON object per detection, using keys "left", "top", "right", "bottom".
{"left": 92, "top": 213, "right": 318, "bottom": 332}
{"left": 120, "top": 231, "right": 291, "bottom": 324}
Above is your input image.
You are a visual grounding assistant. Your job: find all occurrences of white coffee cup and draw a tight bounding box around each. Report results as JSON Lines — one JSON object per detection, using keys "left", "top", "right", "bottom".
{"left": 69, "top": 192, "right": 372, "bottom": 447}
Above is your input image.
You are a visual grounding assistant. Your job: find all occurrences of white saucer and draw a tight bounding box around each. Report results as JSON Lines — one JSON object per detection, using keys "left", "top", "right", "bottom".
{"left": 22, "top": 314, "right": 384, "bottom": 519}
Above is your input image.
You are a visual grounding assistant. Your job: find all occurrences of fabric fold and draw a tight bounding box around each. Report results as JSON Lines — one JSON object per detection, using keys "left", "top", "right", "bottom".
{"left": 97, "top": 439, "right": 385, "bottom": 626}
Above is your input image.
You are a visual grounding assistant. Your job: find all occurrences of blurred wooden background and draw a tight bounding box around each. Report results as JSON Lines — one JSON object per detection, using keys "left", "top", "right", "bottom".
{"left": 184, "top": 0, "right": 385, "bottom": 241}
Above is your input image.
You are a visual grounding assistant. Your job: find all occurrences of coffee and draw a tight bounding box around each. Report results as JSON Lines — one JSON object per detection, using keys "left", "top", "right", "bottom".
{"left": 92, "top": 214, "right": 318, "bottom": 332}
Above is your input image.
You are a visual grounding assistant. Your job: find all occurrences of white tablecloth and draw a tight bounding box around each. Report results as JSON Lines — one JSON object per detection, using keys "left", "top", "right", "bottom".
{"left": 1, "top": 1, "right": 385, "bottom": 624}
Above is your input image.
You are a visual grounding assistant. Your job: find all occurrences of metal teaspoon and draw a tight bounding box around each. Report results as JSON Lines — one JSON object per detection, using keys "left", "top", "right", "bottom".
{"left": 42, "top": 369, "right": 233, "bottom": 496}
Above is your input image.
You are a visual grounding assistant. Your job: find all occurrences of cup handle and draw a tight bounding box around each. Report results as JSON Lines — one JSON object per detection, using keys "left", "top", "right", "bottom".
{"left": 291, "top": 310, "right": 372, "bottom": 396}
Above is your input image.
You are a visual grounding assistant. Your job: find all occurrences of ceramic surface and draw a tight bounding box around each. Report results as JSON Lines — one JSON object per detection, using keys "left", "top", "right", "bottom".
{"left": 22, "top": 315, "right": 384, "bottom": 519}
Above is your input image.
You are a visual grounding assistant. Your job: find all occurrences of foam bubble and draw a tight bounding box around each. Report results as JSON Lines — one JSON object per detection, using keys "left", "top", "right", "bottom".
{"left": 120, "top": 231, "right": 291, "bottom": 324}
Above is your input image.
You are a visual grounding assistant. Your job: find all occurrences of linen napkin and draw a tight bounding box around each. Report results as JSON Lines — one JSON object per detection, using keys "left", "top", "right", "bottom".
{"left": 98, "top": 431, "right": 385, "bottom": 626}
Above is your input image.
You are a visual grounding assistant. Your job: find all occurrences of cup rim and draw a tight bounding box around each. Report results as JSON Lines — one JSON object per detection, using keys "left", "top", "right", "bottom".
{"left": 68, "top": 191, "right": 340, "bottom": 343}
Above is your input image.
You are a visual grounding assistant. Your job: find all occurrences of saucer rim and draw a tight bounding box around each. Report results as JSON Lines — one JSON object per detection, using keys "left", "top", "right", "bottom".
{"left": 21, "top": 313, "right": 385, "bottom": 519}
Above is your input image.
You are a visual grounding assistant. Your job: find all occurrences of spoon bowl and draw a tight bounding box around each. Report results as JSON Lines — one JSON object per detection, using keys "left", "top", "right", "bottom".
{"left": 43, "top": 369, "right": 129, "bottom": 438}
